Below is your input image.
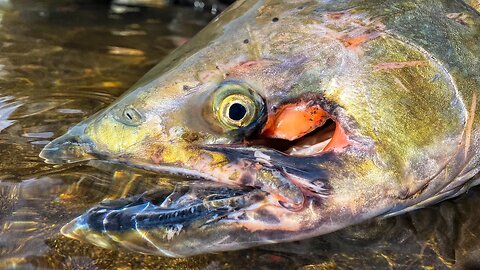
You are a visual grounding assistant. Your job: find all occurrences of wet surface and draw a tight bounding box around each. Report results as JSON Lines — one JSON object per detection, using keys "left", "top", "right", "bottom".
{"left": 0, "top": 1, "right": 479, "bottom": 269}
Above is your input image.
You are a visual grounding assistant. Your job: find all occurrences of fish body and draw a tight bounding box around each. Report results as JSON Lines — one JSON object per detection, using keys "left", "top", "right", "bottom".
{"left": 40, "top": 0, "right": 480, "bottom": 257}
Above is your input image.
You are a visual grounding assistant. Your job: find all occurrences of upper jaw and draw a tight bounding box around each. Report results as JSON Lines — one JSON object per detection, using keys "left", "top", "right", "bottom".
{"left": 39, "top": 124, "right": 96, "bottom": 164}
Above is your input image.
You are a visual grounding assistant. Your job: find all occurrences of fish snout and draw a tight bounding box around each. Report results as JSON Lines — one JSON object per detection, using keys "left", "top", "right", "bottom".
{"left": 39, "top": 125, "right": 96, "bottom": 164}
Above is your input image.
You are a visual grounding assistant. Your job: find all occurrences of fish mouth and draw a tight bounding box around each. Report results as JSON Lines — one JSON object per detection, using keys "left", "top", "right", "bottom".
{"left": 40, "top": 112, "right": 345, "bottom": 191}
{"left": 250, "top": 118, "right": 338, "bottom": 155}
{"left": 44, "top": 113, "right": 345, "bottom": 255}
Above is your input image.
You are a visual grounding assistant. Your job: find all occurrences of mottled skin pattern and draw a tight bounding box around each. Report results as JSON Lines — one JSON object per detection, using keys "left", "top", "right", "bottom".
{"left": 40, "top": 0, "right": 480, "bottom": 257}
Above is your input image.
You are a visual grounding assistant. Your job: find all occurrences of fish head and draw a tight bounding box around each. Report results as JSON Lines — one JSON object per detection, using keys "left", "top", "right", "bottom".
{"left": 41, "top": 0, "right": 470, "bottom": 256}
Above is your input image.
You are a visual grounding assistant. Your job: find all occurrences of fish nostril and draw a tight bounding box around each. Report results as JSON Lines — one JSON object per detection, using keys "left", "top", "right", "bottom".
{"left": 114, "top": 106, "right": 145, "bottom": 126}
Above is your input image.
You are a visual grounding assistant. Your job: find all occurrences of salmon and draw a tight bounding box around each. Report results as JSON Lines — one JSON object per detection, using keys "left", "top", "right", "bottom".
{"left": 40, "top": 0, "right": 480, "bottom": 257}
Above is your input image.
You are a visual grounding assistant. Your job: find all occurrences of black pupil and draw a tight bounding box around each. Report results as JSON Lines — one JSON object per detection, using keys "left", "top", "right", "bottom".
{"left": 228, "top": 103, "right": 247, "bottom": 121}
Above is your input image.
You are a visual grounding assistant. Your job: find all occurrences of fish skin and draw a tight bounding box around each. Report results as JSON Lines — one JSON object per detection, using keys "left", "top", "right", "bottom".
{"left": 41, "top": 0, "right": 480, "bottom": 257}
{"left": 465, "top": 0, "right": 480, "bottom": 12}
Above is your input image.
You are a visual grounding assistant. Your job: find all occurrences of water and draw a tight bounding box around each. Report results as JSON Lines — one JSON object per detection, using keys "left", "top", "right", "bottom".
{"left": 0, "top": 1, "right": 479, "bottom": 269}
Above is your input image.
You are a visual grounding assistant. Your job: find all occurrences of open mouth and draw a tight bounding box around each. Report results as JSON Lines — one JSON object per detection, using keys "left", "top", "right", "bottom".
{"left": 248, "top": 119, "right": 338, "bottom": 156}
{"left": 44, "top": 105, "right": 346, "bottom": 248}
{"left": 287, "top": 119, "right": 337, "bottom": 155}
{"left": 41, "top": 108, "right": 345, "bottom": 214}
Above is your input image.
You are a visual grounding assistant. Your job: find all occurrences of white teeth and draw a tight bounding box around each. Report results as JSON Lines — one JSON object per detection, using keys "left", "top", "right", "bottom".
{"left": 205, "top": 214, "right": 219, "bottom": 224}
{"left": 160, "top": 192, "right": 174, "bottom": 208}
{"left": 254, "top": 150, "right": 271, "bottom": 161}
{"left": 164, "top": 224, "right": 183, "bottom": 241}
{"left": 254, "top": 150, "right": 272, "bottom": 165}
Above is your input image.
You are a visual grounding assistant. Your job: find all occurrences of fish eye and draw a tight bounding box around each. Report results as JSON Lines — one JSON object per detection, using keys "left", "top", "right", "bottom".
{"left": 218, "top": 94, "right": 256, "bottom": 128}
{"left": 212, "top": 81, "right": 264, "bottom": 130}
{"left": 114, "top": 106, "right": 145, "bottom": 126}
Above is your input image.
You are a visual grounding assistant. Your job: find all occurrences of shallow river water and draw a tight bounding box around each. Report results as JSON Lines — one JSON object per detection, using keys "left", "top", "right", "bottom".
{"left": 0, "top": 1, "right": 479, "bottom": 269}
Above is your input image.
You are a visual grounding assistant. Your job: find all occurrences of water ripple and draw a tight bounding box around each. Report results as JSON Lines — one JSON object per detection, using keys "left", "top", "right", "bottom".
{"left": 0, "top": 95, "right": 22, "bottom": 132}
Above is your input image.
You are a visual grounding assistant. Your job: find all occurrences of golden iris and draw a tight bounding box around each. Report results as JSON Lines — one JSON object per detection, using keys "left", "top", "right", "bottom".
{"left": 212, "top": 82, "right": 264, "bottom": 130}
